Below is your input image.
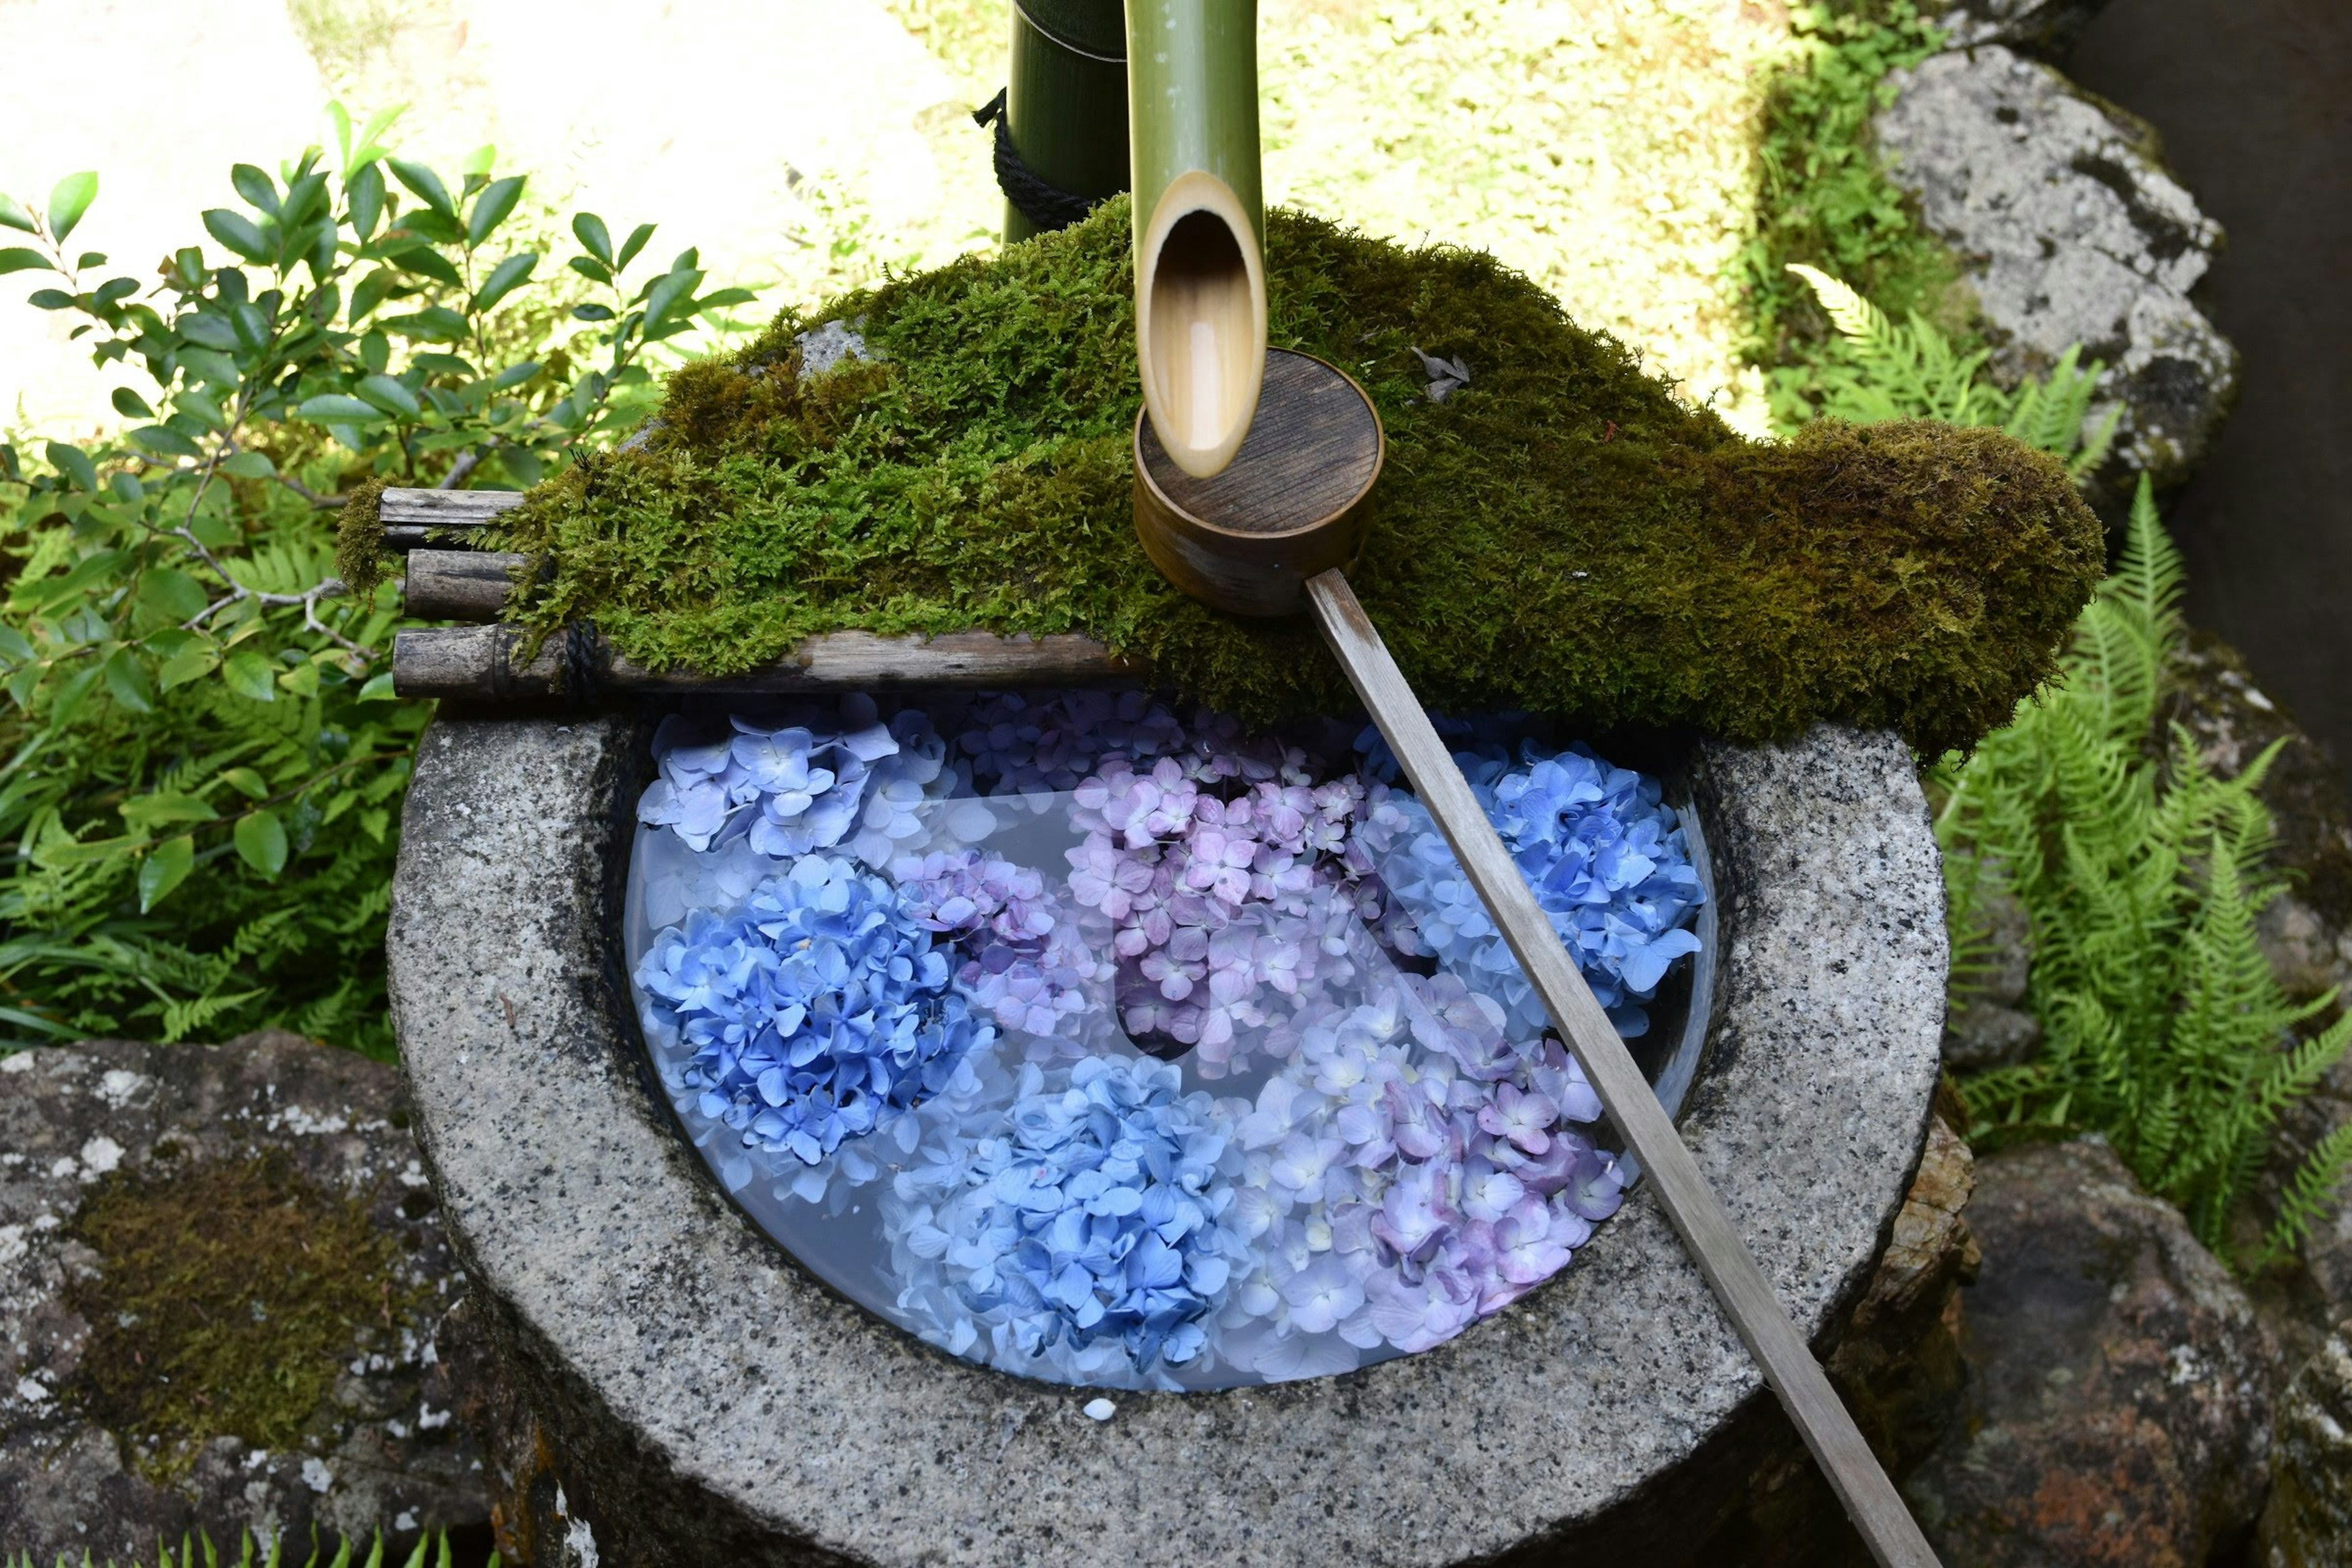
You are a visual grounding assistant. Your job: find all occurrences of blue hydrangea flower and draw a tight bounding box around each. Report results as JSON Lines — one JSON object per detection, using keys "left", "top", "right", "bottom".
{"left": 639, "top": 699, "right": 978, "bottom": 867}
{"left": 887, "top": 1055, "right": 1243, "bottom": 1376}
{"left": 1356, "top": 737, "right": 1704, "bottom": 1037}
{"left": 635, "top": 855, "right": 992, "bottom": 1168}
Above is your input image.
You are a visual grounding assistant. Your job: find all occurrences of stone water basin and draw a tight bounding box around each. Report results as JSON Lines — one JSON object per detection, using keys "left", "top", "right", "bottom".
{"left": 388, "top": 700, "right": 1943, "bottom": 1566}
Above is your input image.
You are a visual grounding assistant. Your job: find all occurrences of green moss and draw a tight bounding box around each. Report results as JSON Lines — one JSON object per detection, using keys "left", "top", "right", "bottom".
{"left": 335, "top": 475, "right": 389, "bottom": 598}
{"left": 489, "top": 197, "right": 2101, "bottom": 758}
{"left": 63, "top": 1151, "right": 418, "bottom": 1483}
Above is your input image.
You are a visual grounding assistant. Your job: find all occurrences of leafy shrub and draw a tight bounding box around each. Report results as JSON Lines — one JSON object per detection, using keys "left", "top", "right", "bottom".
{"left": 1783, "top": 263, "right": 2120, "bottom": 481}
{"left": 0, "top": 107, "right": 749, "bottom": 1056}
{"left": 1936, "top": 480, "right": 2352, "bottom": 1257}
{"left": 1741, "top": 0, "right": 1964, "bottom": 428}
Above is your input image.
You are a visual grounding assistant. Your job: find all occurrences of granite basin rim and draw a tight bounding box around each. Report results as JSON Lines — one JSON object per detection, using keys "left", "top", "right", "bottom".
{"left": 388, "top": 710, "right": 1947, "bottom": 1568}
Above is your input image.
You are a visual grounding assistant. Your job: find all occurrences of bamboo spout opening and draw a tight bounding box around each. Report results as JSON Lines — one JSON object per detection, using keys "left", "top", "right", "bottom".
{"left": 1137, "top": 170, "right": 1267, "bottom": 479}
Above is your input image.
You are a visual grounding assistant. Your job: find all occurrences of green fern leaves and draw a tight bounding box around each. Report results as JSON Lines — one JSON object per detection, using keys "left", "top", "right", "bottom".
{"left": 1787, "top": 263, "right": 2120, "bottom": 481}
{"left": 1938, "top": 477, "right": 2352, "bottom": 1262}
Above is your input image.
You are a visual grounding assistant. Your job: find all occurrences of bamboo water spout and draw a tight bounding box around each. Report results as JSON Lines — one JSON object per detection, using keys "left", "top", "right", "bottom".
{"left": 1126, "top": 0, "right": 1266, "bottom": 478}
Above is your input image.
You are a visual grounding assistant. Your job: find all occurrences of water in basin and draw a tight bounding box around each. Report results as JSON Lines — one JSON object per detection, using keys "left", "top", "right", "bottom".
{"left": 623, "top": 690, "right": 1708, "bottom": 1391}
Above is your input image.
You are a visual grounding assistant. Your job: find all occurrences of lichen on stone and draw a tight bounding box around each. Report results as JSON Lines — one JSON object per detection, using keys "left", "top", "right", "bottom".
{"left": 488, "top": 198, "right": 2102, "bottom": 757}
{"left": 63, "top": 1150, "right": 420, "bottom": 1483}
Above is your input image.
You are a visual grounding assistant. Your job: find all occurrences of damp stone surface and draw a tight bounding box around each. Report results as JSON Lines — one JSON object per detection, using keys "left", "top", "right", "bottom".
{"left": 388, "top": 711, "right": 1947, "bottom": 1567}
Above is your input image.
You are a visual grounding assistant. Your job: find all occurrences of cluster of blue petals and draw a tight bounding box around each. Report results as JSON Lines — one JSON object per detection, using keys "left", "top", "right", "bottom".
{"left": 1361, "top": 733, "right": 1704, "bottom": 1036}
{"left": 894, "top": 1056, "right": 1241, "bottom": 1370}
{"left": 635, "top": 854, "right": 992, "bottom": 1166}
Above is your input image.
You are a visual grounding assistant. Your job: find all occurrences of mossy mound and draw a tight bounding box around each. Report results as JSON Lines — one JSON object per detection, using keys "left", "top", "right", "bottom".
{"left": 64, "top": 1152, "right": 418, "bottom": 1482}
{"left": 482, "top": 198, "right": 2101, "bottom": 756}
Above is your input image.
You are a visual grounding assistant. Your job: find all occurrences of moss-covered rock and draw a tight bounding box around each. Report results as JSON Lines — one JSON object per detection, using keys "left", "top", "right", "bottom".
{"left": 488, "top": 198, "right": 2101, "bottom": 756}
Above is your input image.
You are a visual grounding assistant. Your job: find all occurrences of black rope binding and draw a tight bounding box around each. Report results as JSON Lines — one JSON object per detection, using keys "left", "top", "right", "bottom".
{"left": 974, "top": 89, "right": 1106, "bottom": 235}
{"left": 562, "top": 622, "right": 604, "bottom": 709}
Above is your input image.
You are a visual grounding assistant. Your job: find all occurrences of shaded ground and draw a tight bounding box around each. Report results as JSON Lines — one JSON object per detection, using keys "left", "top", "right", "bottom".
{"left": 2068, "top": 0, "right": 2352, "bottom": 767}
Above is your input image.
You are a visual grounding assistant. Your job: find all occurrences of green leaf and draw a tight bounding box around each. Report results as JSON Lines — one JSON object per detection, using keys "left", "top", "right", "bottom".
{"left": 26, "top": 288, "right": 72, "bottom": 311}
{"left": 566, "top": 255, "right": 612, "bottom": 287}
{"left": 642, "top": 267, "right": 703, "bottom": 328}
{"left": 387, "top": 158, "right": 455, "bottom": 219}
{"left": 615, "top": 222, "right": 655, "bottom": 272}
{"left": 156, "top": 638, "right": 221, "bottom": 689}
{"left": 138, "top": 835, "right": 195, "bottom": 913}
{"left": 467, "top": 176, "right": 525, "bottom": 248}
{"left": 217, "top": 766, "right": 270, "bottom": 799}
{"left": 220, "top": 450, "right": 276, "bottom": 478}
{"left": 178, "top": 311, "right": 239, "bottom": 350}
{"left": 123, "top": 792, "right": 219, "bottom": 828}
{"left": 489, "top": 360, "right": 541, "bottom": 390}
{"left": 109, "top": 386, "right": 154, "bottom": 418}
{"left": 571, "top": 212, "right": 614, "bottom": 266}
{"left": 381, "top": 306, "right": 470, "bottom": 342}
{"left": 355, "top": 374, "right": 421, "bottom": 418}
{"left": 0, "top": 247, "right": 51, "bottom": 274}
{"left": 470, "top": 251, "right": 537, "bottom": 313}
{"left": 698, "top": 287, "right": 758, "bottom": 311}
{"left": 235, "top": 810, "right": 290, "bottom": 878}
{"left": 47, "top": 172, "right": 98, "bottom": 244}
{"left": 386, "top": 244, "right": 464, "bottom": 288}
{"left": 202, "top": 208, "right": 273, "bottom": 263}
{"left": 295, "top": 393, "right": 385, "bottom": 423}
{"left": 129, "top": 424, "right": 203, "bottom": 461}
{"left": 102, "top": 647, "right": 154, "bottom": 713}
{"left": 348, "top": 160, "right": 386, "bottom": 239}
{"left": 571, "top": 302, "right": 615, "bottom": 323}
{"left": 230, "top": 163, "right": 280, "bottom": 216}
{"left": 138, "top": 567, "right": 211, "bottom": 624}
{"left": 43, "top": 441, "right": 97, "bottom": 491}
{"left": 358, "top": 671, "right": 398, "bottom": 701}
{"left": 0, "top": 192, "right": 36, "bottom": 233}
{"left": 222, "top": 648, "right": 277, "bottom": 701}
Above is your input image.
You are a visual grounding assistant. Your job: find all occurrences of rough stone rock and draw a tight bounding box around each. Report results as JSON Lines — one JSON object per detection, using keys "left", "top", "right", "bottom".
{"left": 1944, "top": 886, "right": 2042, "bottom": 1072}
{"left": 1934, "top": 0, "right": 2111, "bottom": 58}
{"left": 1875, "top": 44, "right": 2238, "bottom": 511}
{"left": 0, "top": 1033, "right": 486, "bottom": 1559}
{"left": 1905, "top": 1136, "right": 2280, "bottom": 1566}
{"left": 1694, "top": 1106, "right": 1982, "bottom": 1566}
{"left": 2257, "top": 1322, "right": 2352, "bottom": 1568}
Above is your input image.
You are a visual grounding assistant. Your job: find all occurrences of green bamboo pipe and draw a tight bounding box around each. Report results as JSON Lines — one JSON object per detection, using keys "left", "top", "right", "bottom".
{"left": 1125, "top": 0, "right": 1267, "bottom": 479}
{"left": 1003, "top": 0, "right": 1131, "bottom": 243}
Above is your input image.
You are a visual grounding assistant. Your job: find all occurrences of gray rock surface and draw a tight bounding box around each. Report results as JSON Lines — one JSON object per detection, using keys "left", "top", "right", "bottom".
{"left": 0, "top": 1033, "right": 484, "bottom": 1559}
{"left": 2258, "top": 1322, "right": 2352, "bottom": 1568}
{"left": 1876, "top": 43, "right": 2238, "bottom": 508}
{"left": 1904, "top": 1136, "right": 2281, "bottom": 1566}
{"left": 1934, "top": 0, "right": 2110, "bottom": 58}
{"left": 1695, "top": 1107, "right": 1981, "bottom": 1566}
{"left": 1943, "top": 887, "right": 2041, "bottom": 1073}
{"left": 388, "top": 714, "right": 1947, "bottom": 1567}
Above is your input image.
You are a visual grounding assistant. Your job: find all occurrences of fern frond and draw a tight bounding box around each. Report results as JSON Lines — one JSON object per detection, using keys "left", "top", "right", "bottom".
{"left": 2260, "top": 1118, "right": 2352, "bottom": 1267}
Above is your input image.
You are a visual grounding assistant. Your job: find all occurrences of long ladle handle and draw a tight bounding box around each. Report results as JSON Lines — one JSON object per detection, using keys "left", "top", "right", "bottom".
{"left": 1305, "top": 570, "right": 1941, "bottom": 1568}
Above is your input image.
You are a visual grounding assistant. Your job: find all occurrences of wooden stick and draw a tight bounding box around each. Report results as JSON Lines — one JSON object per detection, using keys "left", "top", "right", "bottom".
{"left": 1304, "top": 569, "right": 1940, "bottom": 1568}
{"left": 379, "top": 487, "right": 527, "bottom": 551}
{"left": 402, "top": 549, "right": 530, "bottom": 620}
{"left": 391, "top": 624, "right": 1139, "bottom": 700}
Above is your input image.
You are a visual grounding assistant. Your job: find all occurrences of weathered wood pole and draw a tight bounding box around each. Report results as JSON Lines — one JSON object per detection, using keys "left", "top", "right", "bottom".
{"left": 1126, "top": 0, "right": 1267, "bottom": 478}
{"left": 1003, "top": 1, "right": 1132, "bottom": 241}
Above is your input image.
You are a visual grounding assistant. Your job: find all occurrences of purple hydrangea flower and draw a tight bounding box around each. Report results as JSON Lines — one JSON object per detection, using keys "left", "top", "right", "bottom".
{"left": 895, "top": 848, "right": 1107, "bottom": 1048}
